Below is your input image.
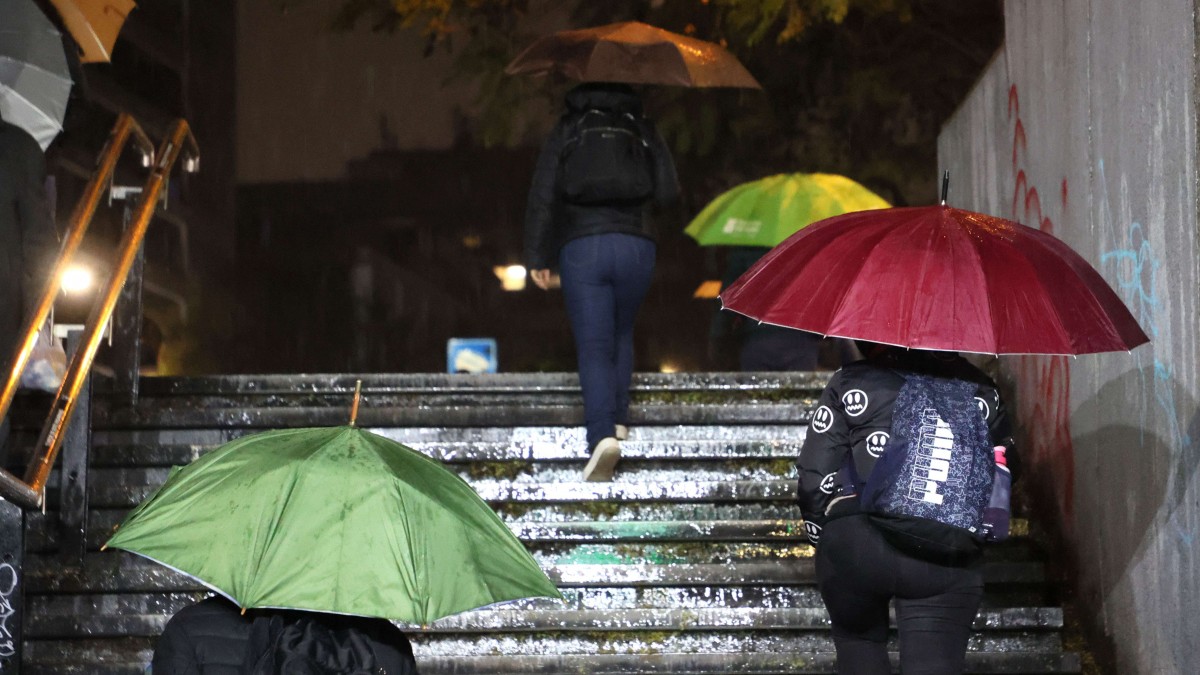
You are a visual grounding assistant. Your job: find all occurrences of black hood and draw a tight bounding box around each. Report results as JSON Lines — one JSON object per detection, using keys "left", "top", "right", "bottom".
{"left": 564, "top": 82, "right": 643, "bottom": 115}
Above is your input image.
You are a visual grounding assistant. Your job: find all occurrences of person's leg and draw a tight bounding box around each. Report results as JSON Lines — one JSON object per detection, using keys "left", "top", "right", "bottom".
{"left": 893, "top": 560, "right": 985, "bottom": 675}
{"left": 608, "top": 235, "right": 655, "bottom": 428}
{"left": 559, "top": 236, "right": 618, "bottom": 449}
{"left": 815, "top": 516, "right": 895, "bottom": 674}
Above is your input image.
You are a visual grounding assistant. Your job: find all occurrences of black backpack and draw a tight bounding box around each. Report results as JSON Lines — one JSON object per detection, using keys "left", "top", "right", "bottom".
{"left": 840, "top": 372, "right": 998, "bottom": 565}
{"left": 558, "top": 108, "right": 655, "bottom": 206}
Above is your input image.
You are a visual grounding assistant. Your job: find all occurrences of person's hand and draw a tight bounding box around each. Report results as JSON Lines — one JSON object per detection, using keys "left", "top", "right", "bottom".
{"left": 530, "top": 269, "right": 559, "bottom": 290}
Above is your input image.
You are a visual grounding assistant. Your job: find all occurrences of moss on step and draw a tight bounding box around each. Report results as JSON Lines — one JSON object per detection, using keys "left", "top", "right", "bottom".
{"left": 630, "top": 388, "right": 814, "bottom": 405}
{"left": 465, "top": 460, "right": 533, "bottom": 481}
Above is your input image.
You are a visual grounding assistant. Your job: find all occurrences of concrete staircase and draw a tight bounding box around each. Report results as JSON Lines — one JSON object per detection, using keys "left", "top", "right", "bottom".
{"left": 10, "top": 372, "right": 1080, "bottom": 673}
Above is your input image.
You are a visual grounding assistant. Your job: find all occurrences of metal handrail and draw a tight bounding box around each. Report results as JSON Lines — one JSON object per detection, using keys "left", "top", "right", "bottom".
{"left": 0, "top": 119, "right": 198, "bottom": 510}
{"left": 0, "top": 113, "right": 153, "bottom": 426}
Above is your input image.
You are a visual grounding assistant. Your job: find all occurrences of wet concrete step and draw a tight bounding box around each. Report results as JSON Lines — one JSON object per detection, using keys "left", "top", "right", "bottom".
{"left": 26, "top": 554, "right": 1050, "bottom": 594}
{"left": 69, "top": 372, "right": 824, "bottom": 430}
{"left": 93, "top": 401, "right": 816, "bottom": 428}
{"left": 28, "top": 514, "right": 811, "bottom": 551}
{"left": 24, "top": 585, "right": 1058, "bottom": 625}
{"left": 411, "top": 630, "right": 1065, "bottom": 657}
{"left": 22, "top": 511, "right": 1039, "bottom": 561}
{"left": 26, "top": 604, "right": 1065, "bottom": 639}
{"left": 73, "top": 458, "right": 798, "bottom": 491}
{"left": 60, "top": 476, "right": 803, "bottom": 509}
{"left": 23, "top": 645, "right": 1082, "bottom": 675}
{"left": 88, "top": 434, "right": 808, "bottom": 465}
{"left": 25, "top": 595, "right": 1075, "bottom": 671}
{"left": 93, "top": 372, "right": 827, "bottom": 396}
{"left": 397, "top": 651, "right": 1083, "bottom": 674}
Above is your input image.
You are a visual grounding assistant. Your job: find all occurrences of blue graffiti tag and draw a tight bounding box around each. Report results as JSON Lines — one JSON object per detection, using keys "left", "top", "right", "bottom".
{"left": 1100, "top": 220, "right": 1193, "bottom": 456}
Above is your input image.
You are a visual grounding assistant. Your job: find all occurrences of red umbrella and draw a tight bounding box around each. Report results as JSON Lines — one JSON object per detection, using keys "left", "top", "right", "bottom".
{"left": 720, "top": 205, "right": 1149, "bottom": 355}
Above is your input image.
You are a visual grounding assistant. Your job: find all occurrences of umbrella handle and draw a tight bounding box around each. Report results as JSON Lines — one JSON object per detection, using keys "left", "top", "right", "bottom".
{"left": 350, "top": 380, "right": 362, "bottom": 426}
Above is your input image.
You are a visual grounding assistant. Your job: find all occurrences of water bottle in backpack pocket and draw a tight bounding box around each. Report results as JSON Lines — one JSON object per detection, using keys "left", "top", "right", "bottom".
{"left": 856, "top": 373, "right": 998, "bottom": 565}
{"left": 981, "top": 446, "right": 1012, "bottom": 542}
{"left": 558, "top": 109, "right": 655, "bottom": 205}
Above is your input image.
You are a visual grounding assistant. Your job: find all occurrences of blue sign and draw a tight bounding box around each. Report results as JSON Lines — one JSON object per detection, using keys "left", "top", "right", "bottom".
{"left": 447, "top": 338, "right": 498, "bottom": 374}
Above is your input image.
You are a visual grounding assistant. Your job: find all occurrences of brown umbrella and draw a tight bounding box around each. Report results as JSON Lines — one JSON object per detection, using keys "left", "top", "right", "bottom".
{"left": 48, "top": 0, "right": 136, "bottom": 63}
{"left": 506, "top": 21, "right": 761, "bottom": 89}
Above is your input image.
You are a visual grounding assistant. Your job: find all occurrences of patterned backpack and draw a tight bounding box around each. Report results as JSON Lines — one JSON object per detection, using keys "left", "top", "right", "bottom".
{"left": 849, "top": 372, "right": 997, "bottom": 565}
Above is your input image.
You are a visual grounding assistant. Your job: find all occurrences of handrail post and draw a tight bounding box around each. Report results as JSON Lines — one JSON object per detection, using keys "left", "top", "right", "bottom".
{"left": 0, "top": 113, "right": 153, "bottom": 426}
{"left": 58, "top": 330, "right": 90, "bottom": 564}
{"left": 111, "top": 196, "right": 145, "bottom": 404}
{"left": 24, "top": 119, "right": 199, "bottom": 503}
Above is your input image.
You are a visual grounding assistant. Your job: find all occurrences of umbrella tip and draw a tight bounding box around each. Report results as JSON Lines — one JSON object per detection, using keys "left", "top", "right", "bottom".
{"left": 940, "top": 170, "right": 950, "bottom": 206}
{"left": 349, "top": 380, "right": 363, "bottom": 426}
{"left": 241, "top": 607, "right": 247, "bottom": 616}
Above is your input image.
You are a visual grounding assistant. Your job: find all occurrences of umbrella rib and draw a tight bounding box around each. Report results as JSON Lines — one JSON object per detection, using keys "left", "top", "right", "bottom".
{"left": 0, "top": 85, "right": 65, "bottom": 130}
{"left": 962, "top": 220, "right": 998, "bottom": 354}
{"left": 0, "top": 56, "right": 73, "bottom": 84}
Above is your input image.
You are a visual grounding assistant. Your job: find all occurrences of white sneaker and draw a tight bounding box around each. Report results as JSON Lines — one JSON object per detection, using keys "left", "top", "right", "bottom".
{"left": 615, "top": 424, "right": 629, "bottom": 441}
{"left": 582, "top": 437, "right": 621, "bottom": 482}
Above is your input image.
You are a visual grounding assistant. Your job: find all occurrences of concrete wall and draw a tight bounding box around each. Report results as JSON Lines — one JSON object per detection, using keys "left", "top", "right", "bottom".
{"left": 938, "top": 1, "right": 1200, "bottom": 672}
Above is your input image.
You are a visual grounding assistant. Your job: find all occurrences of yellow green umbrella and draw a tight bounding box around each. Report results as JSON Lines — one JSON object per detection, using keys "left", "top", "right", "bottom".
{"left": 105, "top": 426, "right": 562, "bottom": 624}
{"left": 685, "top": 173, "right": 890, "bottom": 247}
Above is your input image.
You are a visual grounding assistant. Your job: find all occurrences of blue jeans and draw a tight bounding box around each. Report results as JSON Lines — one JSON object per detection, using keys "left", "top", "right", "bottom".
{"left": 559, "top": 233, "right": 656, "bottom": 449}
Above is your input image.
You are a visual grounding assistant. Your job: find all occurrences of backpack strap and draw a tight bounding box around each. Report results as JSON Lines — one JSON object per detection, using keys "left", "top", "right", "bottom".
{"left": 565, "top": 109, "right": 649, "bottom": 146}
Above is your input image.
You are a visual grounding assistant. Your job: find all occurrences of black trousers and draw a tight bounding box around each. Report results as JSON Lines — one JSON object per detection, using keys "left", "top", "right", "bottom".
{"left": 815, "top": 514, "right": 984, "bottom": 674}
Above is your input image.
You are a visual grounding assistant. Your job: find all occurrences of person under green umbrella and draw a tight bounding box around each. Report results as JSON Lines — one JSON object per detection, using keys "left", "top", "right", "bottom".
{"left": 152, "top": 595, "right": 419, "bottom": 674}
{"left": 106, "top": 424, "right": 561, "bottom": 625}
{"left": 694, "top": 173, "right": 886, "bottom": 370}
{"left": 110, "top": 413, "right": 562, "bottom": 672}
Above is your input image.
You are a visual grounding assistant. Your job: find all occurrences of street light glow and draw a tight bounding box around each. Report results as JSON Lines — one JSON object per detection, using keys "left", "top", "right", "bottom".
{"left": 493, "top": 264, "right": 527, "bottom": 291}
{"left": 61, "top": 266, "right": 94, "bottom": 294}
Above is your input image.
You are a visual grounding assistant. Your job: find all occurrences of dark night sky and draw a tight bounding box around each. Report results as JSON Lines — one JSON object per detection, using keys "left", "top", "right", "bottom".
{"left": 236, "top": 0, "right": 566, "bottom": 183}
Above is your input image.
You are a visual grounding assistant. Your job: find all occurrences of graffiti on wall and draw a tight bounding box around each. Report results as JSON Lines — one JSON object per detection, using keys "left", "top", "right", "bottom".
{"left": 1097, "top": 161, "right": 1193, "bottom": 465}
{"left": 1006, "top": 83, "right": 1077, "bottom": 525}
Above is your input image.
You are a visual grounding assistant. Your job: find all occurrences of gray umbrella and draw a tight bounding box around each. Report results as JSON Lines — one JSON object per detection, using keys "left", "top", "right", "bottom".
{"left": 0, "top": 0, "right": 73, "bottom": 150}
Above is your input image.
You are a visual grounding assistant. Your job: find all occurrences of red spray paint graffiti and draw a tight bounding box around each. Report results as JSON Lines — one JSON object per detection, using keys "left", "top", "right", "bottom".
{"left": 1006, "top": 84, "right": 1076, "bottom": 527}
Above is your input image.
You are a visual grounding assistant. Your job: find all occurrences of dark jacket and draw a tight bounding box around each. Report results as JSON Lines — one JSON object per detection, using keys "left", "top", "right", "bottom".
{"left": 152, "top": 597, "right": 254, "bottom": 675}
{"left": 0, "top": 118, "right": 58, "bottom": 361}
{"left": 152, "top": 597, "right": 420, "bottom": 675}
{"left": 243, "top": 611, "right": 418, "bottom": 675}
{"left": 795, "top": 349, "right": 1017, "bottom": 544}
{"left": 523, "top": 83, "right": 680, "bottom": 270}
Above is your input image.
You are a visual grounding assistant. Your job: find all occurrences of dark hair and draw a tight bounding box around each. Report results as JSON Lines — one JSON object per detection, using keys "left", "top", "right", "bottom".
{"left": 569, "top": 81, "right": 637, "bottom": 97}
{"left": 854, "top": 340, "right": 890, "bottom": 359}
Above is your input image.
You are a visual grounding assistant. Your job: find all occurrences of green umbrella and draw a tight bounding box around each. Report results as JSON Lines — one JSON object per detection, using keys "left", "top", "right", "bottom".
{"left": 685, "top": 172, "right": 890, "bottom": 247}
{"left": 105, "top": 426, "right": 562, "bottom": 624}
